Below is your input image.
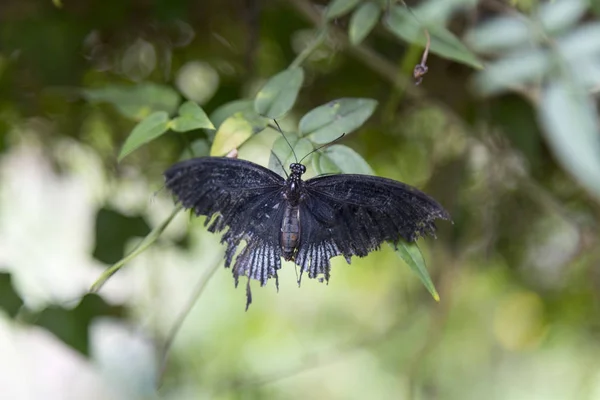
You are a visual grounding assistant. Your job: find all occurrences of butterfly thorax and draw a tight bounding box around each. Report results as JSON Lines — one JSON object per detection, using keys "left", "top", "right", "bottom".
{"left": 281, "top": 163, "right": 306, "bottom": 260}
{"left": 283, "top": 162, "right": 306, "bottom": 206}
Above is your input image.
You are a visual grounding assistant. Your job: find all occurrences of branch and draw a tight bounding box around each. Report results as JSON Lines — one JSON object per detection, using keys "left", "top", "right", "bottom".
{"left": 90, "top": 205, "right": 183, "bottom": 292}
{"left": 286, "top": 0, "right": 422, "bottom": 96}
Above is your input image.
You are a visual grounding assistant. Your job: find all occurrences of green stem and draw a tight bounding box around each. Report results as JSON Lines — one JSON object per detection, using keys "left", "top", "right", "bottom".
{"left": 289, "top": 27, "right": 328, "bottom": 69}
{"left": 90, "top": 205, "right": 183, "bottom": 292}
{"left": 157, "top": 255, "right": 223, "bottom": 385}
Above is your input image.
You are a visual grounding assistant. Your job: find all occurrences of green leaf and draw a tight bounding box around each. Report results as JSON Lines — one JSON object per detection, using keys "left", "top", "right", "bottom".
{"left": 210, "top": 111, "right": 268, "bottom": 156}
{"left": 538, "top": 0, "right": 588, "bottom": 33}
{"left": 318, "top": 144, "right": 374, "bottom": 175}
{"left": 349, "top": 3, "right": 381, "bottom": 45}
{"left": 474, "top": 49, "right": 549, "bottom": 95}
{"left": 209, "top": 99, "right": 254, "bottom": 129}
{"left": 385, "top": 5, "right": 483, "bottom": 69}
{"left": 93, "top": 208, "right": 151, "bottom": 264}
{"left": 466, "top": 16, "right": 532, "bottom": 53}
{"left": 82, "top": 83, "right": 180, "bottom": 121}
{"left": 34, "top": 294, "right": 126, "bottom": 356}
{"left": 254, "top": 68, "right": 304, "bottom": 119}
{"left": 393, "top": 241, "right": 439, "bottom": 302}
{"left": 269, "top": 135, "right": 314, "bottom": 176}
{"left": 180, "top": 138, "right": 210, "bottom": 160}
{"left": 170, "top": 101, "right": 215, "bottom": 132}
{"left": 118, "top": 111, "right": 170, "bottom": 161}
{"left": 557, "top": 23, "right": 600, "bottom": 60}
{"left": 299, "top": 98, "right": 378, "bottom": 144}
{"left": 414, "top": 0, "right": 478, "bottom": 25}
{"left": 539, "top": 80, "right": 600, "bottom": 199}
{"left": 0, "top": 273, "right": 24, "bottom": 318}
{"left": 326, "top": 0, "right": 362, "bottom": 20}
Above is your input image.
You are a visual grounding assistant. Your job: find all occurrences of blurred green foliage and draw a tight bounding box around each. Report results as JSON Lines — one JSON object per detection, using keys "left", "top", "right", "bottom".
{"left": 1, "top": 0, "right": 600, "bottom": 399}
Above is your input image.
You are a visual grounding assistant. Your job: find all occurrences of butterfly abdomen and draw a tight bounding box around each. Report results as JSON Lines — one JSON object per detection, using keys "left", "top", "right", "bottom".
{"left": 281, "top": 204, "right": 300, "bottom": 261}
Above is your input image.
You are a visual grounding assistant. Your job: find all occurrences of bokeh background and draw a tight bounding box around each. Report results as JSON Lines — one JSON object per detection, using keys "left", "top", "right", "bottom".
{"left": 1, "top": 0, "right": 600, "bottom": 399}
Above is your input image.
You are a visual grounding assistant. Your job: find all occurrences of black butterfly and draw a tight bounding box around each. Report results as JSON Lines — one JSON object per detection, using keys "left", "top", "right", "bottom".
{"left": 164, "top": 156, "right": 450, "bottom": 309}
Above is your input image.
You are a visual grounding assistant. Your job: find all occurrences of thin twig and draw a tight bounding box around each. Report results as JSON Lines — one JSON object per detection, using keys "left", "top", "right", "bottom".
{"left": 289, "top": 27, "right": 328, "bottom": 69}
{"left": 156, "top": 148, "right": 239, "bottom": 382}
{"left": 286, "top": 0, "right": 421, "bottom": 95}
{"left": 90, "top": 205, "right": 183, "bottom": 292}
{"left": 413, "top": 28, "right": 430, "bottom": 85}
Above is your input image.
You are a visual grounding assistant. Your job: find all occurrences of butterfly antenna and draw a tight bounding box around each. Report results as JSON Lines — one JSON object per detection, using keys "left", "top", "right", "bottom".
{"left": 298, "top": 133, "right": 346, "bottom": 164}
{"left": 273, "top": 119, "right": 298, "bottom": 163}
{"left": 153, "top": 183, "right": 167, "bottom": 199}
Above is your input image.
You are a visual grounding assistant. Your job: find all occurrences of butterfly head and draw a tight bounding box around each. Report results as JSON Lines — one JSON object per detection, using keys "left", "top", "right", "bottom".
{"left": 289, "top": 163, "right": 306, "bottom": 176}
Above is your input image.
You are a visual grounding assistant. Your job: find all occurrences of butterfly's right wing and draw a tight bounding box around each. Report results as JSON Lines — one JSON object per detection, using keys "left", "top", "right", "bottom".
{"left": 164, "top": 157, "right": 287, "bottom": 287}
{"left": 295, "top": 174, "right": 450, "bottom": 281}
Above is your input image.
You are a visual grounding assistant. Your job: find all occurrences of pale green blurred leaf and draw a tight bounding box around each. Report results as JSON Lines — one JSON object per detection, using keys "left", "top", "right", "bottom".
{"left": 394, "top": 241, "right": 440, "bottom": 302}
{"left": 210, "top": 99, "right": 254, "bottom": 129}
{"left": 121, "top": 38, "right": 156, "bottom": 81}
{"left": 539, "top": 80, "right": 600, "bottom": 199}
{"left": 170, "top": 101, "right": 215, "bottom": 132}
{"left": 349, "top": 3, "right": 381, "bottom": 45}
{"left": 269, "top": 135, "right": 313, "bottom": 176}
{"left": 325, "top": 0, "right": 362, "bottom": 20}
{"left": 175, "top": 61, "right": 220, "bottom": 104}
{"left": 386, "top": 5, "right": 483, "bottom": 69}
{"left": 466, "top": 16, "right": 531, "bottom": 53}
{"left": 254, "top": 68, "right": 304, "bottom": 119}
{"left": 474, "top": 49, "right": 549, "bottom": 95}
{"left": 538, "top": 0, "right": 588, "bottom": 33}
{"left": 557, "top": 23, "right": 600, "bottom": 60}
{"left": 414, "top": 0, "right": 478, "bottom": 25}
{"left": 82, "top": 83, "right": 180, "bottom": 120}
{"left": 210, "top": 111, "right": 268, "bottom": 156}
{"left": 318, "top": 144, "right": 374, "bottom": 175}
{"left": 299, "top": 98, "right": 378, "bottom": 144}
{"left": 118, "top": 111, "right": 170, "bottom": 161}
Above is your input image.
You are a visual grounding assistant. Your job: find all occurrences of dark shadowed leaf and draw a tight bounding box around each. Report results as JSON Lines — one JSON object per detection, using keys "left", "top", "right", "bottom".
{"left": 539, "top": 80, "right": 600, "bottom": 199}
{"left": 93, "top": 208, "right": 151, "bottom": 264}
{"left": 326, "top": 0, "right": 362, "bottom": 20}
{"left": 210, "top": 111, "right": 268, "bottom": 156}
{"left": 349, "top": 2, "right": 381, "bottom": 45}
{"left": 34, "top": 294, "right": 126, "bottom": 356}
{"left": 82, "top": 83, "right": 180, "bottom": 120}
{"left": 170, "top": 101, "right": 214, "bottom": 132}
{"left": 299, "top": 98, "right": 378, "bottom": 143}
{"left": 394, "top": 242, "right": 440, "bottom": 301}
{"left": 0, "top": 272, "right": 24, "bottom": 318}
{"left": 118, "top": 111, "right": 170, "bottom": 161}
{"left": 254, "top": 68, "right": 304, "bottom": 119}
{"left": 386, "top": 5, "right": 483, "bottom": 69}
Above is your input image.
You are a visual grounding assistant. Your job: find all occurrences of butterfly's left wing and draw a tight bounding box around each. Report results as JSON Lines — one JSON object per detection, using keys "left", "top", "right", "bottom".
{"left": 295, "top": 174, "right": 450, "bottom": 280}
{"left": 164, "top": 157, "right": 287, "bottom": 290}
